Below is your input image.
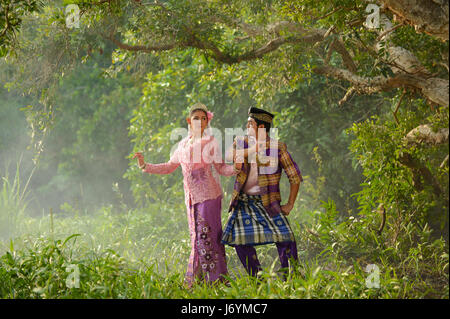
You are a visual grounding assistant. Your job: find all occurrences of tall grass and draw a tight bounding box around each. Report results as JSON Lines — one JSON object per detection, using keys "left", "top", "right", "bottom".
{"left": 0, "top": 159, "right": 35, "bottom": 240}
{"left": 0, "top": 166, "right": 448, "bottom": 298}
{"left": 0, "top": 201, "right": 447, "bottom": 299}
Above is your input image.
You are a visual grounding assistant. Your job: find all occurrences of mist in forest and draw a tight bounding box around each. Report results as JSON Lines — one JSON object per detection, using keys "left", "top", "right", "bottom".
{"left": 0, "top": 44, "right": 367, "bottom": 244}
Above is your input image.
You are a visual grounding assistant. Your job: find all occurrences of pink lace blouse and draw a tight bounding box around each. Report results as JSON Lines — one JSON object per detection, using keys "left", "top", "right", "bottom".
{"left": 142, "top": 135, "right": 237, "bottom": 207}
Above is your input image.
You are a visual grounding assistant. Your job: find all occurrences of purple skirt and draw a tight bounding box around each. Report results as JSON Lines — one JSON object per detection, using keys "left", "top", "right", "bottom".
{"left": 185, "top": 195, "right": 228, "bottom": 287}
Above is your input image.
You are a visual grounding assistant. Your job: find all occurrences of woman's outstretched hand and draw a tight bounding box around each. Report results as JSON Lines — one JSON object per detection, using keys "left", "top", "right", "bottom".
{"left": 133, "top": 152, "right": 145, "bottom": 169}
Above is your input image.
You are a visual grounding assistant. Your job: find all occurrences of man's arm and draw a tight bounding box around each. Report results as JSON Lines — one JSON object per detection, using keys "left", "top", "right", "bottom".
{"left": 278, "top": 142, "right": 303, "bottom": 216}
{"left": 281, "top": 183, "right": 299, "bottom": 216}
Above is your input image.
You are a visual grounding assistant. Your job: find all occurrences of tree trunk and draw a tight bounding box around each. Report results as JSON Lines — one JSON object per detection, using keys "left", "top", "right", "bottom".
{"left": 380, "top": 0, "right": 449, "bottom": 41}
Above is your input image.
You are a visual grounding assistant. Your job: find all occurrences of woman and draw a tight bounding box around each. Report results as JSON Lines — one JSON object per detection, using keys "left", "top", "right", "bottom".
{"left": 133, "top": 103, "right": 240, "bottom": 287}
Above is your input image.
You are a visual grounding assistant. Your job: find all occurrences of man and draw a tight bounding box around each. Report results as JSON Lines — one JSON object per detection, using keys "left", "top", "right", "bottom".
{"left": 222, "top": 107, "right": 303, "bottom": 278}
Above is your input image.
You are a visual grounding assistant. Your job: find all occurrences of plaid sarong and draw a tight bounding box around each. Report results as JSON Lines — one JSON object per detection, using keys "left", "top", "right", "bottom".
{"left": 221, "top": 193, "right": 295, "bottom": 246}
{"left": 228, "top": 138, "right": 302, "bottom": 217}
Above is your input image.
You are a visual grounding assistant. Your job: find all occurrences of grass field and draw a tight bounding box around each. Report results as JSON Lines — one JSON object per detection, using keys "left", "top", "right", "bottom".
{"left": 0, "top": 166, "right": 448, "bottom": 299}
{"left": 1, "top": 197, "right": 448, "bottom": 299}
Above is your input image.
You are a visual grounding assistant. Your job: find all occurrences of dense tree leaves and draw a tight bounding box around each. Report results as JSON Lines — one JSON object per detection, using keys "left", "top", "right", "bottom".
{"left": 0, "top": 0, "right": 44, "bottom": 57}
{"left": 0, "top": 0, "right": 448, "bottom": 252}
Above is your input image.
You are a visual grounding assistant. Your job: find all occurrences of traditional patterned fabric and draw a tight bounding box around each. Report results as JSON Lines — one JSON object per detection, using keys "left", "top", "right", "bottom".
{"left": 249, "top": 112, "right": 273, "bottom": 124}
{"left": 228, "top": 138, "right": 303, "bottom": 217}
{"left": 248, "top": 106, "right": 275, "bottom": 124}
{"left": 185, "top": 196, "right": 228, "bottom": 287}
{"left": 222, "top": 193, "right": 295, "bottom": 246}
{"left": 142, "top": 134, "right": 236, "bottom": 287}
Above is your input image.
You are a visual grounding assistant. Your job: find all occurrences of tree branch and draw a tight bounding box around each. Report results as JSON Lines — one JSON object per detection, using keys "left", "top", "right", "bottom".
{"left": 329, "top": 38, "right": 358, "bottom": 73}
{"left": 313, "top": 65, "right": 449, "bottom": 108}
{"left": 380, "top": 0, "right": 449, "bottom": 41}
{"left": 376, "top": 23, "right": 403, "bottom": 42}
{"left": 404, "top": 125, "right": 449, "bottom": 146}
{"left": 338, "top": 86, "right": 356, "bottom": 106}
{"left": 314, "top": 6, "right": 345, "bottom": 21}
{"left": 0, "top": 3, "right": 10, "bottom": 38}
{"left": 105, "top": 26, "right": 326, "bottom": 65}
{"left": 100, "top": 8, "right": 447, "bottom": 108}
{"left": 103, "top": 33, "right": 178, "bottom": 53}
{"left": 398, "top": 123, "right": 448, "bottom": 198}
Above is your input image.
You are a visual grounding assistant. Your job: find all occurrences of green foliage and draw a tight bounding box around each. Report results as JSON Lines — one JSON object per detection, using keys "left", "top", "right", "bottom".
{"left": 0, "top": 199, "right": 447, "bottom": 298}
{"left": 0, "top": 0, "right": 448, "bottom": 299}
{"left": 0, "top": 234, "right": 128, "bottom": 298}
{"left": 25, "top": 53, "right": 141, "bottom": 212}
{"left": 4, "top": 0, "right": 449, "bottom": 160}
{"left": 126, "top": 49, "right": 254, "bottom": 206}
{"left": 125, "top": 48, "right": 381, "bottom": 214}
{"left": 297, "top": 199, "right": 448, "bottom": 298}
{"left": 0, "top": 156, "right": 447, "bottom": 298}
{"left": 0, "top": 0, "right": 45, "bottom": 57}
{"left": 349, "top": 98, "right": 449, "bottom": 239}
{"left": 0, "top": 162, "right": 33, "bottom": 240}
{"left": 264, "top": 74, "right": 385, "bottom": 213}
